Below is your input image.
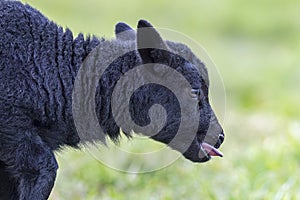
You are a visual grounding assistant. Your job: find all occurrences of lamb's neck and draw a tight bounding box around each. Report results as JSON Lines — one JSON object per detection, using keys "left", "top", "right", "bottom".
{"left": 90, "top": 40, "right": 142, "bottom": 141}
{"left": 72, "top": 36, "right": 142, "bottom": 142}
{"left": 62, "top": 29, "right": 101, "bottom": 78}
{"left": 47, "top": 29, "right": 101, "bottom": 129}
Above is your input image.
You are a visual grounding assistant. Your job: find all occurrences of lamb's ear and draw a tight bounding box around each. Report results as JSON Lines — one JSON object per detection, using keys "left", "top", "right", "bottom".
{"left": 137, "top": 20, "right": 169, "bottom": 64}
{"left": 115, "top": 22, "right": 136, "bottom": 41}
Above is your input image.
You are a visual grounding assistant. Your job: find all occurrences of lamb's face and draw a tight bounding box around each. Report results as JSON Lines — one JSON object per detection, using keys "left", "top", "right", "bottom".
{"left": 110, "top": 20, "right": 224, "bottom": 162}
{"left": 165, "top": 41, "right": 224, "bottom": 162}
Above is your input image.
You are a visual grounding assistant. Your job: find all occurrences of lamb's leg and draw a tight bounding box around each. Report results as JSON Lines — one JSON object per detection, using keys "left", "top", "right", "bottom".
{"left": 1, "top": 130, "right": 58, "bottom": 200}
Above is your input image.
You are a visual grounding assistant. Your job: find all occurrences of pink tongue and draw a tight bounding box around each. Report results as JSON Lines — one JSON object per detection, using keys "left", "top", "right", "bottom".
{"left": 202, "top": 142, "right": 223, "bottom": 157}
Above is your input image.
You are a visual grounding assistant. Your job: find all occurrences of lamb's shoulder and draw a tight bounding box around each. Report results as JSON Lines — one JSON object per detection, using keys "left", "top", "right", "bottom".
{"left": 0, "top": 2, "right": 74, "bottom": 131}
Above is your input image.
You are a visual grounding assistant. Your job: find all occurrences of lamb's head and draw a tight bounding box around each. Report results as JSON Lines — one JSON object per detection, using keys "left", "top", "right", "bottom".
{"left": 89, "top": 20, "right": 224, "bottom": 163}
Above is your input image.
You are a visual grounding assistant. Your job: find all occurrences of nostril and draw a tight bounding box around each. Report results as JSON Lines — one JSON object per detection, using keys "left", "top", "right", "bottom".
{"left": 214, "top": 133, "right": 224, "bottom": 148}
{"left": 218, "top": 133, "right": 224, "bottom": 143}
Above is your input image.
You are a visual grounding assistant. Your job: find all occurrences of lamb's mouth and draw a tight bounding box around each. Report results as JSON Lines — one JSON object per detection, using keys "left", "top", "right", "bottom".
{"left": 197, "top": 132, "right": 224, "bottom": 161}
{"left": 181, "top": 133, "right": 224, "bottom": 162}
{"left": 199, "top": 142, "right": 223, "bottom": 159}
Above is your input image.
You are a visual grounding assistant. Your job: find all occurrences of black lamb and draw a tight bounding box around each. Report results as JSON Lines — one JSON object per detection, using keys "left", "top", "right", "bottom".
{"left": 0, "top": 1, "right": 224, "bottom": 200}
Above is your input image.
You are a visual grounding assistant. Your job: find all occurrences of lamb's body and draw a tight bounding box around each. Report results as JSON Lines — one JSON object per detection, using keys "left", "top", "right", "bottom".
{"left": 0, "top": 1, "right": 224, "bottom": 200}
{"left": 0, "top": 2, "right": 103, "bottom": 199}
{"left": 0, "top": 2, "right": 100, "bottom": 150}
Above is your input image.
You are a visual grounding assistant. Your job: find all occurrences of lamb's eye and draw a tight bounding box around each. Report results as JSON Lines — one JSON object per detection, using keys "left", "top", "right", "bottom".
{"left": 190, "top": 89, "right": 200, "bottom": 98}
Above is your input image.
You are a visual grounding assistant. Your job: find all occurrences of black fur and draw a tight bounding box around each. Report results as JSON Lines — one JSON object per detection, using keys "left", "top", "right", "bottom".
{"left": 0, "top": 1, "right": 224, "bottom": 199}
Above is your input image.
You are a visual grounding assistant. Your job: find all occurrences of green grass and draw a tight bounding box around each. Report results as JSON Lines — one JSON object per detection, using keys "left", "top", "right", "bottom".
{"left": 21, "top": 0, "right": 300, "bottom": 199}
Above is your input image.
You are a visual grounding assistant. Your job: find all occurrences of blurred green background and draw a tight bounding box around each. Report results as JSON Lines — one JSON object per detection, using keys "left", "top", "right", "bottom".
{"left": 21, "top": 0, "right": 300, "bottom": 199}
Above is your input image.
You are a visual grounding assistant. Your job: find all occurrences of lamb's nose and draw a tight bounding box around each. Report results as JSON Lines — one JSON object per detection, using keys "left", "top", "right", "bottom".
{"left": 219, "top": 133, "right": 224, "bottom": 143}
{"left": 214, "top": 132, "right": 224, "bottom": 148}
